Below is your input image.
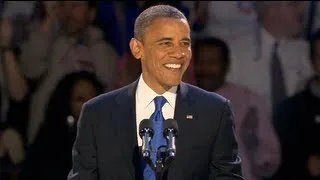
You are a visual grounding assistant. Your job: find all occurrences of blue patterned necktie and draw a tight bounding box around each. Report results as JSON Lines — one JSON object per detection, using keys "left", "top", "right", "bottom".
{"left": 142, "top": 96, "right": 167, "bottom": 180}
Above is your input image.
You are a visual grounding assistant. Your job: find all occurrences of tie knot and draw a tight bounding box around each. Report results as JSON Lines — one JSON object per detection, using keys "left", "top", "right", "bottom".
{"left": 154, "top": 96, "right": 166, "bottom": 111}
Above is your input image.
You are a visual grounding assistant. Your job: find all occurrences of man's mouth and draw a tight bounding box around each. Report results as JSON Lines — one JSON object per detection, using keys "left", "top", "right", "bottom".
{"left": 164, "top": 63, "right": 182, "bottom": 69}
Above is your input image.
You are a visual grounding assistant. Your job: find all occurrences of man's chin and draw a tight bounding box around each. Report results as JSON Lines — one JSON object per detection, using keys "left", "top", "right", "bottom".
{"left": 158, "top": 79, "right": 181, "bottom": 92}
{"left": 165, "top": 80, "right": 181, "bottom": 88}
{"left": 164, "top": 75, "right": 183, "bottom": 85}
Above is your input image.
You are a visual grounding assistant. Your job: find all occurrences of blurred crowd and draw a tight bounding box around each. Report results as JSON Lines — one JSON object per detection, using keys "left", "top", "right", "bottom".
{"left": 0, "top": 1, "right": 319, "bottom": 180}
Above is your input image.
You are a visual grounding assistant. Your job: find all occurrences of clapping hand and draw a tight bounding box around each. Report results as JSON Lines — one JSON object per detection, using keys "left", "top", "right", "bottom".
{"left": 0, "top": 129, "right": 25, "bottom": 164}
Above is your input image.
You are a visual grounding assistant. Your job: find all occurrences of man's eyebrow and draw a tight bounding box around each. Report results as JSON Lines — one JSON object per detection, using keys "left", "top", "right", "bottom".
{"left": 156, "top": 37, "right": 173, "bottom": 43}
{"left": 181, "top": 37, "right": 191, "bottom": 42}
{"left": 155, "top": 37, "right": 191, "bottom": 43}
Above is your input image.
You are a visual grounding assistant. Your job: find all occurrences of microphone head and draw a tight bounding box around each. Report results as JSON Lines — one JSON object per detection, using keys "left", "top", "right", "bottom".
{"left": 163, "top": 119, "right": 179, "bottom": 137}
{"left": 139, "top": 119, "right": 154, "bottom": 138}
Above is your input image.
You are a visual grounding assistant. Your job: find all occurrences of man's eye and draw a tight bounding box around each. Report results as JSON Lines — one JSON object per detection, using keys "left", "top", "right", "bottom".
{"left": 159, "top": 42, "right": 172, "bottom": 46}
{"left": 182, "top": 41, "right": 191, "bottom": 47}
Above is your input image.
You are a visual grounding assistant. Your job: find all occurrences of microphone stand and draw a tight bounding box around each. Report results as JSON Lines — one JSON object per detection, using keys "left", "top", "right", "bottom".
{"left": 155, "top": 146, "right": 165, "bottom": 180}
{"left": 155, "top": 158, "right": 164, "bottom": 180}
{"left": 154, "top": 145, "right": 176, "bottom": 180}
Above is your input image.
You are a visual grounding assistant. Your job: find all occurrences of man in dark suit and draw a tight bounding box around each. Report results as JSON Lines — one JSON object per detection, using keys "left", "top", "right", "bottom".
{"left": 68, "top": 5, "right": 244, "bottom": 180}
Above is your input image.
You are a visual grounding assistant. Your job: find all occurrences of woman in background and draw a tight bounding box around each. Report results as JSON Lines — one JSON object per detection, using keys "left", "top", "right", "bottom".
{"left": 19, "top": 71, "right": 104, "bottom": 180}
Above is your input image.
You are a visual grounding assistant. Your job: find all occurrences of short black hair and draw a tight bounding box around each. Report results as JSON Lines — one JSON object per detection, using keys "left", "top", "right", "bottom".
{"left": 134, "top": 4, "right": 187, "bottom": 40}
{"left": 310, "top": 28, "right": 320, "bottom": 66}
{"left": 193, "top": 37, "right": 230, "bottom": 69}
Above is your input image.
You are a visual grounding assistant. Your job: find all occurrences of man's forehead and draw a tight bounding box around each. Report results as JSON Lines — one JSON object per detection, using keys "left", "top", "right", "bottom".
{"left": 152, "top": 16, "right": 189, "bottom": 26}
{"left": 145, "top": 18, "right": 189, "bottom": 35}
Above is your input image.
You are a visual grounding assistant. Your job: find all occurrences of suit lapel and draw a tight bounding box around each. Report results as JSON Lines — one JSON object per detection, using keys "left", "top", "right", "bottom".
{"left": 113, "top": 80, "right": 139, "bottom": 179}
{"left": 174, "top": 82, "right": 191, "bottom": 124}
{"left": 168, "top": 82, "right": 196, "bottom": 179}
{"left": 174, "top": 82, "right": 197, "bottom": 150}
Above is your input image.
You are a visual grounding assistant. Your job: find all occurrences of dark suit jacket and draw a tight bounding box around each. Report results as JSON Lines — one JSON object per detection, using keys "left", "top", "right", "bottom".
{"left": 68, "top": 80, "right": 244, "bottom": 180}
{"left": 272, "top": 80, "right": 320, "bottom": 180}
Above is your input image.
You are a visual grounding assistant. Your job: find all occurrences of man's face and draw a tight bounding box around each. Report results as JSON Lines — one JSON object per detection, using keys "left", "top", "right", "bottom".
{"left": 130, "top": 17, "right": 192, "bottom": 93}
{"left": 60, "top": 1, "right": 92, "bottom": 34}
{"left": 277, "top": 2, "right": 306, "bottom": 37}
{"left": 195, "top": 45, "right": 227, "bottom": 92}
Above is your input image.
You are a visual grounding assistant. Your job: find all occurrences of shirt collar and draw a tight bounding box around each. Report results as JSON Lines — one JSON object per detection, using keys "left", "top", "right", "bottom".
{"left": 136, "top": 74, "right": 177, "bottom": 108}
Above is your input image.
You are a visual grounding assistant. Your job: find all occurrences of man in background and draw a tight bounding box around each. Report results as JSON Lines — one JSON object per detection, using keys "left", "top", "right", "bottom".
{"left": 228, "top": 1, "right": 313, "bottom": 111}
{"left": 193, "top": 37, "right": 281, "bottom": 180}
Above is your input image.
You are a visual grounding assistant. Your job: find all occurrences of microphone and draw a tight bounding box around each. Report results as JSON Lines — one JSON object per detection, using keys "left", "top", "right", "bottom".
{"left": 139, "top": 119, "right": 154, "bottom": 161}
{"left": 163, "top": 119, "right": 179, "bottom": 158}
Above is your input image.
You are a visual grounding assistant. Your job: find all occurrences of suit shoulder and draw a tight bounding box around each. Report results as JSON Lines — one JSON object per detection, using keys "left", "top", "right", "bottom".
{"left": 185, "top": 83, "right": 228, "bottom": 104}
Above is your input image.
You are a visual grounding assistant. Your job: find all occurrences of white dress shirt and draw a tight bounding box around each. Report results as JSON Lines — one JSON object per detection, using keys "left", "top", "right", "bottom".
{"left": 227, "top": 27, "right": 314, "bottom": 110}
{"left": 135, "top": 75, "right": 177, "bottom": 146}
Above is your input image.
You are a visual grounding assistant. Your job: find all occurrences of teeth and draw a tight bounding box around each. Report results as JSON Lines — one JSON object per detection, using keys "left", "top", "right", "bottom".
{"left": 164, "top": 64, "right": 181, "bottom": 69}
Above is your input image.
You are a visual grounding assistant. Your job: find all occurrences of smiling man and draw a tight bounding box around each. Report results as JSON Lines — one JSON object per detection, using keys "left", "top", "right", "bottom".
{"left": 68, "top": 5, "right": 243, "bottom": 180}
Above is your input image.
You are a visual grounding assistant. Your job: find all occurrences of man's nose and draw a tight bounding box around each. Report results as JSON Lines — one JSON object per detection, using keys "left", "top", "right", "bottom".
{"left": 169, "top": 46, "right": 186, "bottom": 59}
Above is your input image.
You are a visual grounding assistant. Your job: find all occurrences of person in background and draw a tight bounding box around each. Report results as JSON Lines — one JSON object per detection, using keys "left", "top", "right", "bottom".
{"left": 1, "top": 1, "right": 36, "bottom": 46}
{"left": 0, "top": 16, "right": 29, "bottom": 165}
{"left": 228, "top": 1, "right": 314, "bottom": 112}
{"left": 192, "top": 1, "right": 258, "bottom": 43}
{"left": 22, "top": 0, "right": 118, "bottom": 147}
{"left": 19, "top": 71, "right": 104, "bottom": 180}
{"left": 193, "top": 37, "right": 281, "bottom": 180}
{"left": 273, "top": 29, "right": 320, "bottom": 180}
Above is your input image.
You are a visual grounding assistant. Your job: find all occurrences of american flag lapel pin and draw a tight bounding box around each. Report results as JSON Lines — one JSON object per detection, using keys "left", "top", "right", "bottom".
{"left": 186, "top": 114, "right": 193, "bottom": 120}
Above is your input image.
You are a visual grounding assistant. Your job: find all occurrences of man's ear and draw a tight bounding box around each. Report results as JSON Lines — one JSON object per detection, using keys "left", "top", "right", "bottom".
{"left": 129, "top": 38, "right": 143, "bottom": 60}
